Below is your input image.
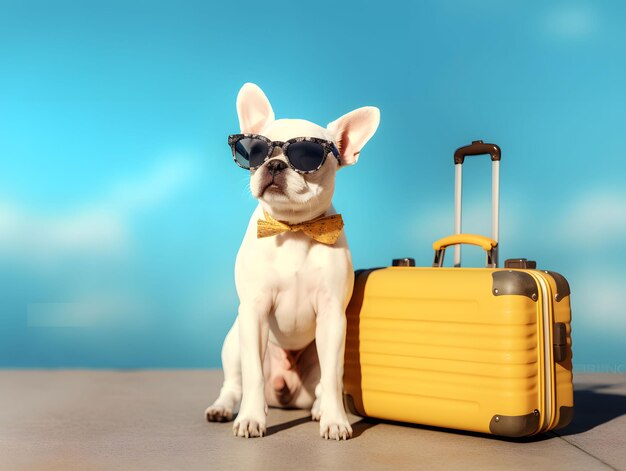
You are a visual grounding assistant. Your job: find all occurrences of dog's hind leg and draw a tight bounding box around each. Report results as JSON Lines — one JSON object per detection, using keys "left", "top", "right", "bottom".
{"left": 264, "top": 341, "right": 319, "bottom": 410}
{"left": 293, "top": 342, "right": 321, "bottom": 416}
{"left": 205, "top": 318, "right": 242, "bottom": 422}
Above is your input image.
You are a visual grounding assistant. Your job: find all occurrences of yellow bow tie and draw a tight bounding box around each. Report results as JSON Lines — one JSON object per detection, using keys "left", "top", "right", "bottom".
{"left": 257, "top": 211, "right": 344, "bottom": 245}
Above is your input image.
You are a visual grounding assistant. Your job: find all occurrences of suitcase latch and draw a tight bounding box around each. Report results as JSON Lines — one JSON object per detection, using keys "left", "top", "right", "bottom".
{"left": 553, "top": 322, "right": 568, "bottom": 362}
{"left": 392, "top": 258, "right": 415, "bottom": 267}
{"left": 504, "top": 258, "right": 537, "bottom": 269}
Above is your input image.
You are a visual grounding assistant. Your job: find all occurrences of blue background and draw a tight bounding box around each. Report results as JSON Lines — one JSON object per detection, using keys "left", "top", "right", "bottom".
{"left": 1, "top": 0, "right": 624, "bottom": 371}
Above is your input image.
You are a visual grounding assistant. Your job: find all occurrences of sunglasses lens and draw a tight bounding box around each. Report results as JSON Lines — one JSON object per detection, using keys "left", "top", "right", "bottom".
{"left": 233, "top": 138, "right": 268, "bottom": 169}
{"left": 286, "top": 141, "right": 325, "bottom": 172}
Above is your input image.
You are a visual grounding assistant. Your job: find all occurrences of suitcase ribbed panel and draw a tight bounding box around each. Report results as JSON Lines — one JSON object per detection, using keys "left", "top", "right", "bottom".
{"left": 344, "top": 267, "right": 544, "bottom": 435}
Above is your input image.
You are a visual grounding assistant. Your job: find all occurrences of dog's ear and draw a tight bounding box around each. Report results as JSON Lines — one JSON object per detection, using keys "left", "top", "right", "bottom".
{"left": 236, "top": 83, "right": 275, "bottom": 134}
{"left": 327, "top": 107, "right": 380, "bottom": 166}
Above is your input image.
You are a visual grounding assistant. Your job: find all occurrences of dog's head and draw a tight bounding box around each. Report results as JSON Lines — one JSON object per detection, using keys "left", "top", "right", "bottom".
{"left": 233, "top": 83, "right": 380, "bottom": 223}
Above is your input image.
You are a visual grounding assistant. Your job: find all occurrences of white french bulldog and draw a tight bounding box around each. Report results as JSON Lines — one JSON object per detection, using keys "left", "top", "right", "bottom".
{"left": 206, "top": 83, "right": 379, "bottom": 440}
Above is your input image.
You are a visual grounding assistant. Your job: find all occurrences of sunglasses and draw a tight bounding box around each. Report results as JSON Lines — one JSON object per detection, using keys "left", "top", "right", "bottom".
{"left": 228, "top": 133, "right": 340, "bottom": 174}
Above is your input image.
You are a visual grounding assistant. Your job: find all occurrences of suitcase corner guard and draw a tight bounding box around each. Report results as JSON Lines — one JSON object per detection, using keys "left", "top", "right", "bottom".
{"left": 555, "top": 406, "right": 574, "bottom": 430}
{"left": 492, "top": 270, "right": 539, "bottom": 301}
{"left": 489, "top": 410, "right": 541, "bottom": 437}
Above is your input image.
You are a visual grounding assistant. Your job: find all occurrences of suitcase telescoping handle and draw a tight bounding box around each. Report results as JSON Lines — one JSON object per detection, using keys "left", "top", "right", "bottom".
{"left": 453, "top": 140, "right": 501, "bottom": 268}
{"left": 453, "top": 140, "right": 501, "bottom": 164}
{"left": 432, "top": 234, "right": 498, "bottom": 268}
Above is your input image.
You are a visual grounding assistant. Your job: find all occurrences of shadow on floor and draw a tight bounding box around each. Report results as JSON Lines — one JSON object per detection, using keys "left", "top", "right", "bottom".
{"left": 350, "top": 418, "right": 378, "bottom": 438}
{"left": 265, "top": 415, "right": 378, "bottom": 438}
{"left": 557, "top": 383, "right": 626, "bottom": 436}
{"left": 266, "top": 415, "right": 313, "bottom": 436}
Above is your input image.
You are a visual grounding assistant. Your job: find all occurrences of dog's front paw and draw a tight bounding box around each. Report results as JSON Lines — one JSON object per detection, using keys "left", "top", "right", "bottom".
{"left": 233, "top": 417, "right": 267, "bottom": 438}
{"left": 205, "top": 404, "right": 233, "bottom": 423}
{"left": 320, "top": 417, "right": 352, "bottom": 441}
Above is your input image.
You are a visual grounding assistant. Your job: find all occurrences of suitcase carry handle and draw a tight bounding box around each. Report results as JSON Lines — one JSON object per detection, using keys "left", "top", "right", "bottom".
{"left": 454, "top": 140, "right": 501, "bottom": 164}
{"left": 432, "top": 234, "right": 498, "bottom": 268}
{"left": 453, "top": 140, "right": 501, "bottom": 268}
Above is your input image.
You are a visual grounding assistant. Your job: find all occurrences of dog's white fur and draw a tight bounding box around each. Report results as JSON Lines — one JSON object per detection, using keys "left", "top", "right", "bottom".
{"left": 206, "top": 83, "right": 379, "bottom": 440}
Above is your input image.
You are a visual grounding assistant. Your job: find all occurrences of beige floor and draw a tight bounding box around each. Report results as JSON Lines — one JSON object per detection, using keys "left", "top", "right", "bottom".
{"left": 0, "top": 370, "right": 624, "bottom": 471}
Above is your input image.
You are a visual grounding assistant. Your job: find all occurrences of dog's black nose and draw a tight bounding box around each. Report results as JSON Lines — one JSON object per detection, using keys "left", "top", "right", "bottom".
{"left": 266, "top": 159, "right": 288, "bottom": 177}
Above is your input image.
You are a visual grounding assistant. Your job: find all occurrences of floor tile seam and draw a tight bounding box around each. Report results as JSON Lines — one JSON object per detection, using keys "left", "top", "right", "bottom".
{"left": 551, "top": 432, "right": 619, "bottom": 471}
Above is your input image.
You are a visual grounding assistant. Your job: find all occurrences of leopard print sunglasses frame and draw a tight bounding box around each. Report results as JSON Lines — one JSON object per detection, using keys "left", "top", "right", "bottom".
{"left": 228, "top": 133, "right": 341, "bottom": 174}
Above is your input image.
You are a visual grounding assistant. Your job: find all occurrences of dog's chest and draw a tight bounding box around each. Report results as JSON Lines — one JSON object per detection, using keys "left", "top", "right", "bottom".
{"left": 267, "top": 233, "right": 326, "bottom": 295}
{"left": 262, "top": 233, "right": 328, "bottom": 346}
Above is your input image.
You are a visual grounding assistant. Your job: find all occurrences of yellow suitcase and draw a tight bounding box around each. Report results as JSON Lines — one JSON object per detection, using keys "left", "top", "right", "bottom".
{"left": 343, "top": 141, "right": 573, "bottom": 437}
